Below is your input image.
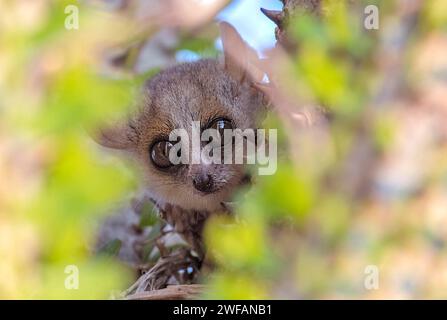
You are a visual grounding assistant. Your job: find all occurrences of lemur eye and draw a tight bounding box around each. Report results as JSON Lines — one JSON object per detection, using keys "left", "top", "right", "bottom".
{"left": 212, "top": 118, "right": 233, "bottom": 133}
{"left": 209, "top": 118, "right": 233, "bottom": 145}
{"left": 150, "top": 140, "right": 173, "bottom": 168}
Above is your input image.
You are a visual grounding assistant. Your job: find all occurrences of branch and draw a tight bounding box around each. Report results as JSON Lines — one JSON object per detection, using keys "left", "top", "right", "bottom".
{"left": 125, "top": 284, "right": 205, "bottom": 300}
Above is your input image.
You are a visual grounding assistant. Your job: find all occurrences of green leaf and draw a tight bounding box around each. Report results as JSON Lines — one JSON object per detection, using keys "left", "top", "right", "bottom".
{"left": 98, "top": 239, "right": 122, "bottom": 257}
{"left": 139, "top": 202, "right": 159, "bottom": 228}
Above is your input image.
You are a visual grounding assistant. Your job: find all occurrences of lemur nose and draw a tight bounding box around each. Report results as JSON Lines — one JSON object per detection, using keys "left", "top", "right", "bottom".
{"left": 193, "top": 174, "right": 214, "bottom": 194}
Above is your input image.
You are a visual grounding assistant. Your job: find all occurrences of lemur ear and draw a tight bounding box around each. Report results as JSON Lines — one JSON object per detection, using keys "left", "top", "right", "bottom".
{"left": 219, "top": 22, "right": 264, "bottom": 83}
{"left": 93, "top": 122, "right": 133, "bottom": 150}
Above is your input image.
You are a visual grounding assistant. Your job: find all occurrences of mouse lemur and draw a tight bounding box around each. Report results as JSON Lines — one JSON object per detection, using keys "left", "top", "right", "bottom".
{"left": 96, "top": 22, "right": 268, "bottom": 282}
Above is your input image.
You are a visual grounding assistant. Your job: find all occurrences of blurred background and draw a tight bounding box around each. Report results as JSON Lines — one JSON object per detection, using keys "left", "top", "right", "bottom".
{"left": 1, "top": 0, "right": 447, "bottom": 299}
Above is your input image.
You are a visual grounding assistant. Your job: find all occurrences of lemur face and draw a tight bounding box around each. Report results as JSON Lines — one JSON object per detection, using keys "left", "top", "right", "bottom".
{"left": 96, "top": 23, "right": 266, "bottom": 211}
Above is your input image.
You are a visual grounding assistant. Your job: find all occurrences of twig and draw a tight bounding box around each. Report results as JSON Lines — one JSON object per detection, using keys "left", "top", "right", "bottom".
{"left": 125, "top": 284, "right": 205, "bottom": 300}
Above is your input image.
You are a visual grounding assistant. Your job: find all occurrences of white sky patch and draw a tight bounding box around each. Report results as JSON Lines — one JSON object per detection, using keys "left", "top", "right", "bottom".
{"left": 176, "top": 49, "right": 201, "bottom": 62}
{"left": 217, "top": 0, "right": 281, "bottom": 54}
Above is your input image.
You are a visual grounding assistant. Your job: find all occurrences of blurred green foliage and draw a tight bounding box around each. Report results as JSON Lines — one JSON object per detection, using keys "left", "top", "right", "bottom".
{"left": 0, "top": 0, "right": 136, "bottom": 298}
{"left": 202, "top": 0, "right": 447, "bottom": 299}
